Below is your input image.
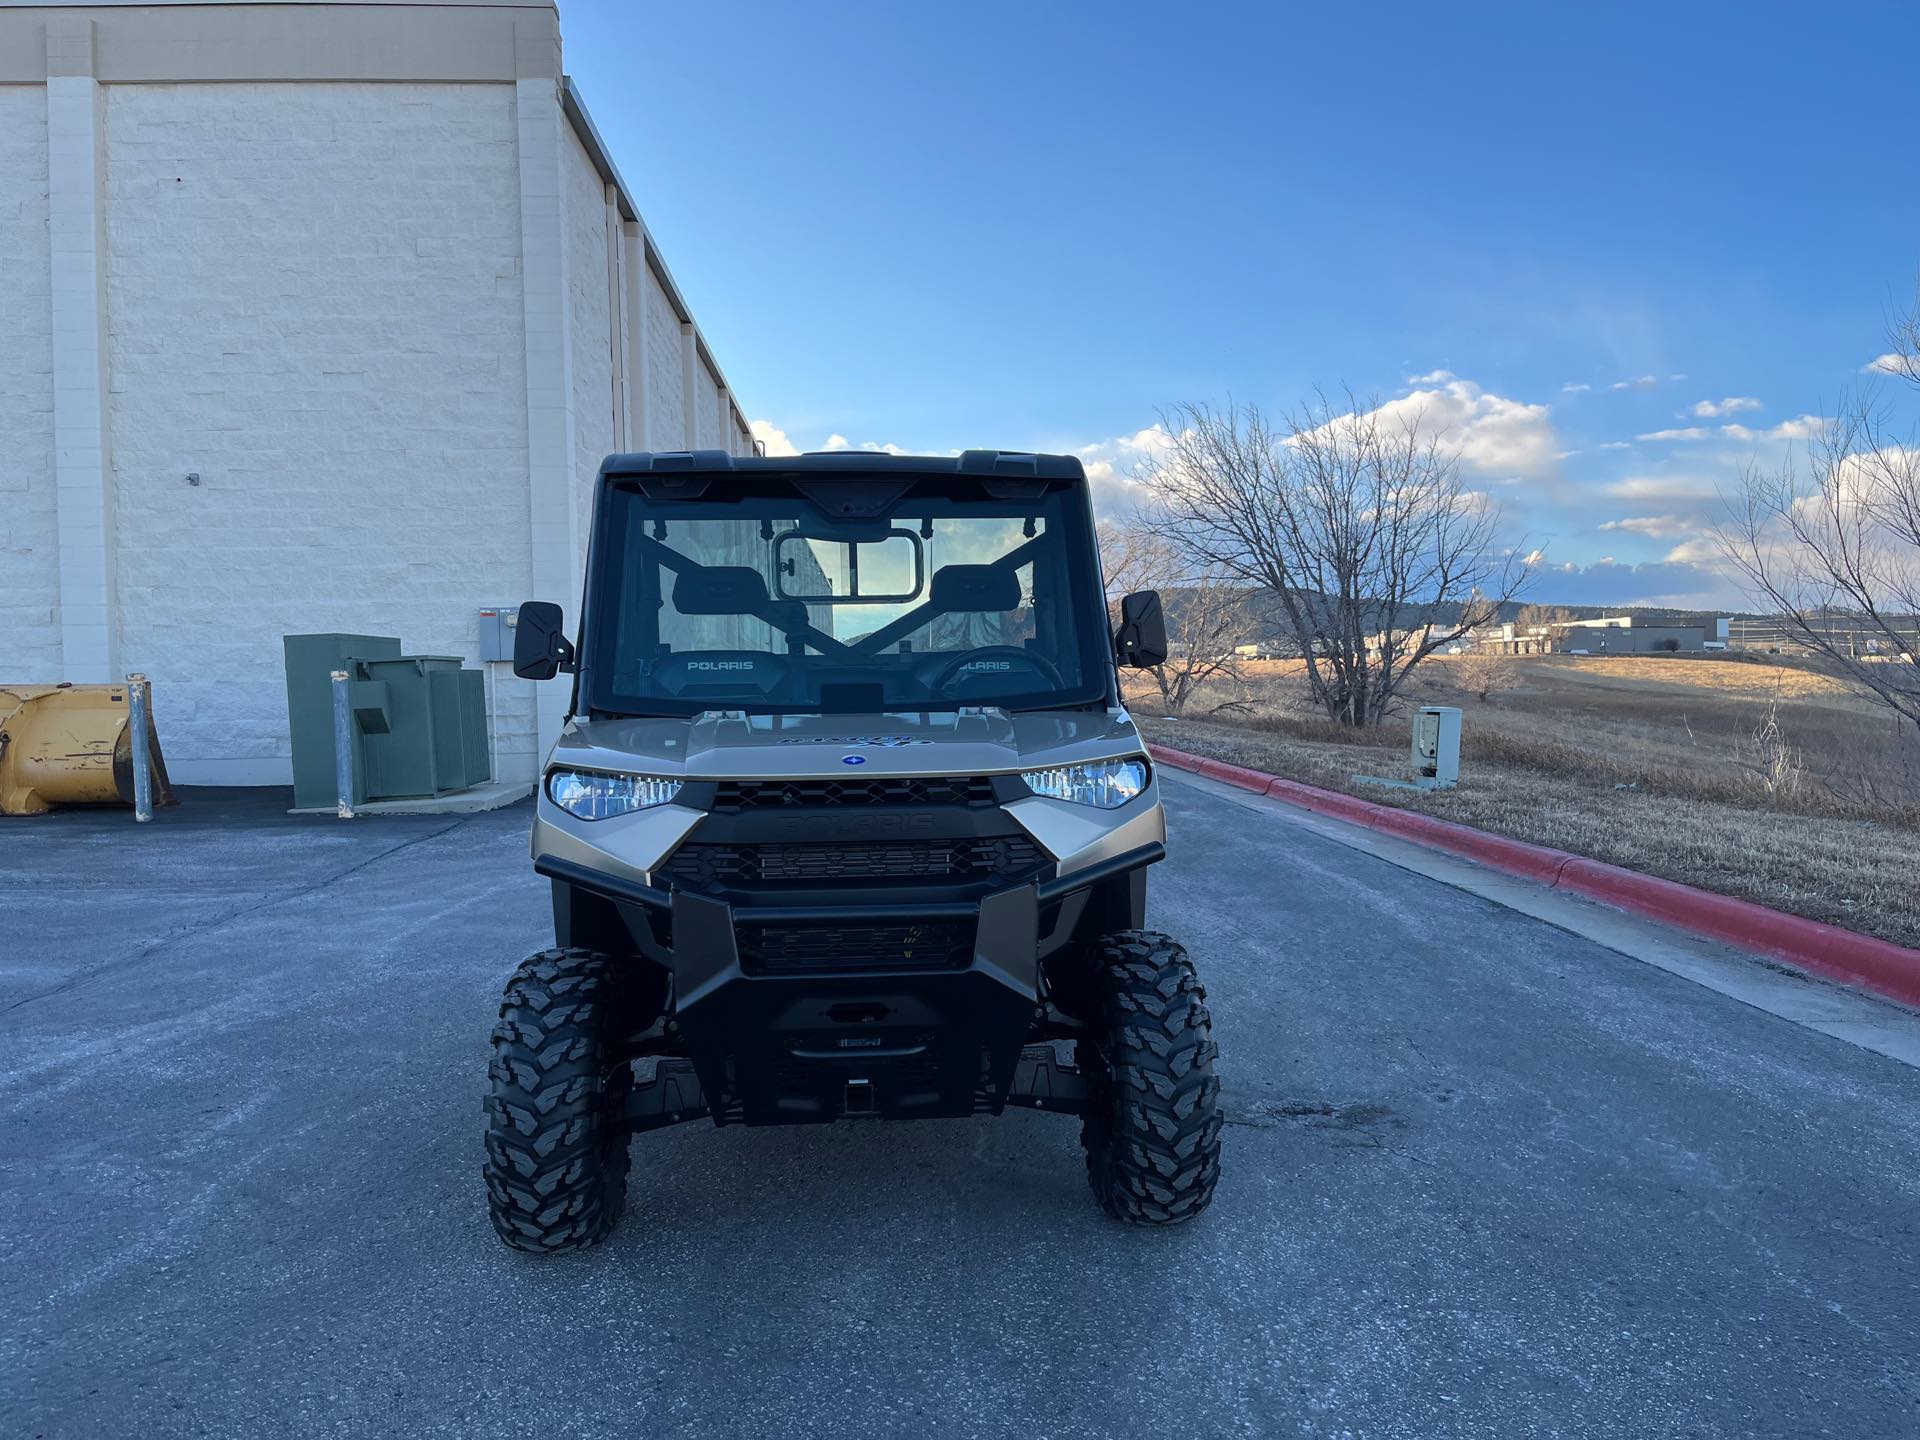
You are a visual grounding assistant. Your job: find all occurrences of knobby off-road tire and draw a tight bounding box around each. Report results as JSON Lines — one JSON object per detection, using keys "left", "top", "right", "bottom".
{"left": 484, "top": 948, "right": 633, "bottom": 1253}
{"left": 1077, "top": 931, "right": 1222, "bottom": 1224}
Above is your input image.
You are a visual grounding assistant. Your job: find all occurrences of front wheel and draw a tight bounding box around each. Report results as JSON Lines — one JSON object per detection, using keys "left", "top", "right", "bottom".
{"left": 1076, "top": 931, "right": 1222, "bottom": 1224}
{"left": 483, "top": 948, "right": 633, "bottom": 1252}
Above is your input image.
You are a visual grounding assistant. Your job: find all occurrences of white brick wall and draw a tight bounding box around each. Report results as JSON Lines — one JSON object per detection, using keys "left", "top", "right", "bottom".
{"left": 0, "top": 87, "right": 58, "bottom": 680}
{"left": 564, "top": 129, "right": 613, "bottom": 576}
{"left": 4, "top": 51, "right": 753, "bottom": 788}
{"left": 104, "top": 82, "right": 534, "bottom": 782}
{"left": 695, "top": 370, "right": 723, "bottom": 449}
{"left": 643, "top": 267, "right": 684, "bottom": 452}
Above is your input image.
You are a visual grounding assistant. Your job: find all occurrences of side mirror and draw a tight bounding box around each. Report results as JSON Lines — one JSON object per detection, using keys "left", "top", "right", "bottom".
{"left": 512, "top": 600, "right": 575, "bottom": 680}
{"left": 1114, "top": 589, "right": 1169, "bottom": 669}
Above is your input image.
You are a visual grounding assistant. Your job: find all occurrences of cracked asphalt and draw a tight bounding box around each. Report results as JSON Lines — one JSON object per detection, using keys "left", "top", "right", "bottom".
{"left": 4, "top": 776, "right": 1918, "bottom": 1437}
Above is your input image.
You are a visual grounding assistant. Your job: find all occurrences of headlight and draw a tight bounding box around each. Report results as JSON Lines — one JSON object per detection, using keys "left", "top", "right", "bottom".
{"left": 1021, "top": 757, "right": 1148, "bottom": 808}
{"left": 546, "top": 769, "right": 682, "bottom": 820}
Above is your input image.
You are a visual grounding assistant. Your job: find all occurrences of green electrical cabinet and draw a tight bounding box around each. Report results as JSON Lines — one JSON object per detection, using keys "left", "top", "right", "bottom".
{"left": 284, "top": 633, "right": 401, "bottom": 809}
{"left": 357, "top": 655, "right": 490, "bottom": 799}
{"left": 283, "top": 635, "right": 492, "bottom": 807}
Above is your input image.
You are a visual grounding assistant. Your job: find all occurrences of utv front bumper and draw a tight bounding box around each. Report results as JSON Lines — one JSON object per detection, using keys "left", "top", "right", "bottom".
{"left": 534, "top": 842, "right": 1162, "bottom": 1126}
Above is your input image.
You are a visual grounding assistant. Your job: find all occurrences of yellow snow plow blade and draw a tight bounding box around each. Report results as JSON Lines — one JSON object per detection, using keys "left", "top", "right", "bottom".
{"left": 0, "top": 683, "right": 176, "bottom": 816}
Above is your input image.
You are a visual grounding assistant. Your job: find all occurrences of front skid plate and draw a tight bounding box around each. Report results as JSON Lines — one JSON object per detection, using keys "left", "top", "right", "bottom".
{"left": 660, "top": 884, "right": 1072, "bottom": 1125}
{"left": 615, "top": 1046, "right": 1091, "bottom": 1133}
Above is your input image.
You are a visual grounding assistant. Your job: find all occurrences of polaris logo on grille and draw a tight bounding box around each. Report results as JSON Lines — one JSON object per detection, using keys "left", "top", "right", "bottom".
{"left": 838, "top": 1036, "right": 885, "bottom": 1049}
{"left": 687, "top": 661, "right": 756, "bottom": 671}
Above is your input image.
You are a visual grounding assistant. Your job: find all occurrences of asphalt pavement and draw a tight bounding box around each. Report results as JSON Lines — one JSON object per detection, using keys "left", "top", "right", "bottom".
{"left": 4, "top": 776, "right": 1918, "bottom": 1438}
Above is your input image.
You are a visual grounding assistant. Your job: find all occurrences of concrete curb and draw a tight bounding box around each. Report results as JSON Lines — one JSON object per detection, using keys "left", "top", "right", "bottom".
{"left": 1152, "top": 743, "right": 1920, "bottom": 1010}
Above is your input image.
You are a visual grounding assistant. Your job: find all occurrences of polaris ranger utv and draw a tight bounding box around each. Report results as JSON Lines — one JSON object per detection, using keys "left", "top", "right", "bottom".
{"left": 486, "top": 449, "right": 1221, "bottom": 1251}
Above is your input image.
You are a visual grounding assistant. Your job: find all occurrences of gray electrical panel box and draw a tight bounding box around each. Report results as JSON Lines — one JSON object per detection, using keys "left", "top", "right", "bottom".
{"left": 478, "top": 605, "right": 518, "bottom": 663}
{"left": 1412, "top": 706, "right": 1462, "bottom": 789}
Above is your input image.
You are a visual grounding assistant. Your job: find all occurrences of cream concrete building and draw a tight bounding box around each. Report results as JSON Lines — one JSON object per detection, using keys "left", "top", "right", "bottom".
{"left": 0, "top": 0, "right": 758, "bottom": 786}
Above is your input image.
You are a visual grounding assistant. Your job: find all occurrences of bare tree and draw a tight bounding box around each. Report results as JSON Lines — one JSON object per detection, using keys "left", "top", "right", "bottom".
{"left": 1884, "top": 276, "right": 1920, "bottom": 386}
{"left": 1099, "top": 518, "right": 1253, "bottom": 716}
{"left": 1719, "top": 284, "right": 1920, "bottom": 731}
{"left": 1514, "top": 603, "right": 1573, "bottom": 633}
{"left": 1138, "top": 396, "right": 1530, "bottom": 727}
{"left": 1453, "top": 645, "right": 1519, "bottom": 703}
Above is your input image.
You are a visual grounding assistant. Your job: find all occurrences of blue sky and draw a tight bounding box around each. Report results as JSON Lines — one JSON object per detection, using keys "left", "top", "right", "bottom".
{"left": 563, "top": 1, "right": 1920, "bottom": 609}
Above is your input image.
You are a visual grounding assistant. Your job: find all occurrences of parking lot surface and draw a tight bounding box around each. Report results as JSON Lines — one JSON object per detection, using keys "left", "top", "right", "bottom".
{"left": 5, "top": 776, "right": 1918, "bottom": 1438}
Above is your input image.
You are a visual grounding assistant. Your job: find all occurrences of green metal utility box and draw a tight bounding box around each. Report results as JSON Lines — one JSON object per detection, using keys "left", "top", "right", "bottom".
{"left": 357, "top": 655, "right": 490, "bottom": 799}
{"left": 284, "top": 633, "right": 400, "bottom": 809}
{"left": 283, "top": 635, "right": 491, "bottom": 807}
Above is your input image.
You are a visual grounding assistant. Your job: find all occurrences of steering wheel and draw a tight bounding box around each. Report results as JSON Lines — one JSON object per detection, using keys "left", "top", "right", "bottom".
{"left": 929, "top": 646, "right": 1065, "bottom": 696}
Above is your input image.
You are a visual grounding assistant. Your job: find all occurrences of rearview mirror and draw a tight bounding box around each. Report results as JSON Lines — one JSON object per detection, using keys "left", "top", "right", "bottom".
{"left": 513, "top": 600, "right": 575, "bottom": 680}
{"left": 773, "top": 528, "right": 925, "bottom": 605}
{"left": 1114, "top": 590, "right": 1168, "bottom": 669}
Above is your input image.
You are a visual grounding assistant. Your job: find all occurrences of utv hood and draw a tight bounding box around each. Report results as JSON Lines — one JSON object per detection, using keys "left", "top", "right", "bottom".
{"left": 549, "top": 707, "right": 1146, "bottom": 780}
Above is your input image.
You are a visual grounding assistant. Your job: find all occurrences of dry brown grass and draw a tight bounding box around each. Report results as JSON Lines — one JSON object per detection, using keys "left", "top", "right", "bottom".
{"left": 1134, "top": 650, "right": 1920, "bottom": 948}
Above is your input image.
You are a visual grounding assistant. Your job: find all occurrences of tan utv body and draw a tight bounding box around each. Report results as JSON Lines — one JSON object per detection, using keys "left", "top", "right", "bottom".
{"left": 483, "top": 450, "right": 1222, "bottom": 1252}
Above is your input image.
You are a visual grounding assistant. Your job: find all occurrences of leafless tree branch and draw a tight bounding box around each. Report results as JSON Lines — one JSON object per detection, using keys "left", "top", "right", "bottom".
{"left": 1136, "top": 396, "right": 1531, "bottom": 726}
{"left": 1099, "top": 517, "right": 1254, "bottom": 715}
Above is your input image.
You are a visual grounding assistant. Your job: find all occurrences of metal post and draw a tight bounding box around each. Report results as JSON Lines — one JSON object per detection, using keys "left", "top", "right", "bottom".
{"left": 126, "top": 673, "right": 153, "bottom": 823}
{"left": 330, "top": 668, "right": 356, "bottom": 819}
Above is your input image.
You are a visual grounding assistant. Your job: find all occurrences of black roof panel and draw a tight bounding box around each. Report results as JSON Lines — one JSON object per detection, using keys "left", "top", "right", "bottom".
{"left": 599, "top": 449, "right": 1088, "bottom": 482}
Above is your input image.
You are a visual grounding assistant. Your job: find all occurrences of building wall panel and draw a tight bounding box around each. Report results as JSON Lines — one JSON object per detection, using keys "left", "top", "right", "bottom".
{"left": 564, "top": 127, "right": 612, "bottom": 579}
{"left": 644, "top": 267, "right": 683, "bottom": 452}
{"left": 695, "top": 372, "right": 723, "bottom": 450}
{"left": 0, "top": 86, "right": 59, "bottom": 682}
{"left": 104, "top": 81, "right": 532, "bottom": 782}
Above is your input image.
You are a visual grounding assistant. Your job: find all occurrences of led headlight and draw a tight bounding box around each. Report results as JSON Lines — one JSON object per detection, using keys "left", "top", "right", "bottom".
{"left": 1020, "top": 757, "right": 1149, "bottom": 809}
{"left": 545, "top": 769, "right": 682, "bottom": 820}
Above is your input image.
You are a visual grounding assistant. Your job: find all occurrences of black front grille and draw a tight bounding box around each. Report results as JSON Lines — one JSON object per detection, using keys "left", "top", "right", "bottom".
{"left": 665, "top": 837, "right": 1042, "bottom": 892}
{"left": 739, "top": 920, "right": 973, "bottom": 975}
{"left": 711, "top": 775, "right": 998, "bottom": 811}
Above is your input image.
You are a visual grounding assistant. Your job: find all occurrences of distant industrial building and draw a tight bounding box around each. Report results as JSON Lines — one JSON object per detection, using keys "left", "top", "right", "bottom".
{"left": 1479, "top": 616, "right": 1731, "bottom": 656}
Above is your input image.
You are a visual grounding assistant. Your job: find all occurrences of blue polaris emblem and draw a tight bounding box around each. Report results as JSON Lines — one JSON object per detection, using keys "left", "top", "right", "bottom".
{"left": 841, "top": 754, "right": 868, "bottom": 766}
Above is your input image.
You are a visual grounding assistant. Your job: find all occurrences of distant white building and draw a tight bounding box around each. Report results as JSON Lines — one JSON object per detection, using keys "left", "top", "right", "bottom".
{"left": 0, "top": 0, "right": 757, "bottom": 785}
{"left": 1477, "top": 615, "right": 1731, "bottom": 656}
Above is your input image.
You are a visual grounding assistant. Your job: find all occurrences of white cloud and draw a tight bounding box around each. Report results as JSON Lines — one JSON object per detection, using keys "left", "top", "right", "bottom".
{"left": 1864, "top": 353, "right": 1912, "bottom": 376}
{"left": 1599, "top": 514, "right": 1695, "bottom": 539}
{"left": 1689, "top": 396, "right": 1762, "bottom": 418}
{"left": 1719, "top": 414, "right": 1826, "bottom": 443}
{"left": 1664, "top": 538, "right": 1720, "bottom": 565}
{"left": 749, "top": 425, "right": 943, "bottom": 459}
{"left": 1357, "top": 375, "right": 1558, "bottom": 480}
{"left": 1408, "top": 368, "right": 1456, "bottom": 386}
{"left": 1604, "top": 473, "right": 1720, "bottom": 502}
{"left": 1074, "top": 425, "right": 1180, "bottom": 515}
{"left": 1768, "top": 414, "right": 1827, "bottom": 441}
{"left": 1561, "top": 382, "right": 1592, "bottom": 394}
{"left": 749, "top": 419, "right": 800, "bottom": 457}
{"left": 1598, "top": 440, "right": 1634, "bottom": 451}
{"left": 748, "top": 423, "right": 920, "bottom": 458}
{"left": 1636, "top": 426, "right": 1711, "bottom": 442}
{"left": 1610, "top": 375, "right": 1659, "bottom": 391}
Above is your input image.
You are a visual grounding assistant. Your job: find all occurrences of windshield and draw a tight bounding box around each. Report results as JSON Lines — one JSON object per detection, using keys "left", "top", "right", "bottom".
{"left": 583, "top": 475, "right": 1110, "bottom": 716}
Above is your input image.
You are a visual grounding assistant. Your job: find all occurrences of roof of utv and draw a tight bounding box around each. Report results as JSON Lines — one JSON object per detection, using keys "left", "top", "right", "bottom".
{"left": 599, "top": 449, "right": 1088, "bottom": 483}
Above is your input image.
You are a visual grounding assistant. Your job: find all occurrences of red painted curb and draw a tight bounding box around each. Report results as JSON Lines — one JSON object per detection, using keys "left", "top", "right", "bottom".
{"left": 1149, "top": 742, "right": 1920, "bottom": 1010}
